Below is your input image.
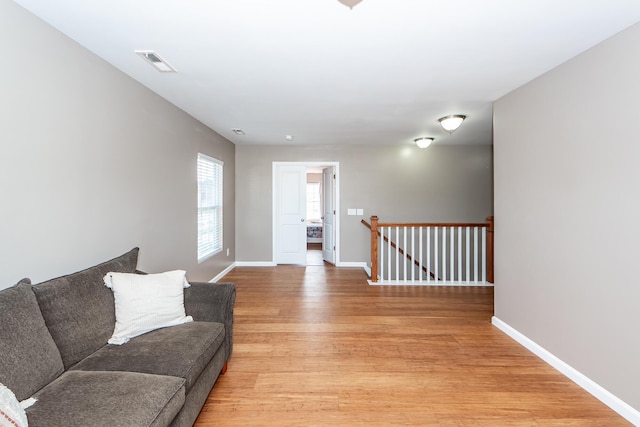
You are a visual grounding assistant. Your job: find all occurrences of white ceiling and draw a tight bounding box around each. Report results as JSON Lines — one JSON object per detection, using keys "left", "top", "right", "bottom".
{"left": 13, "top": 0, "right": 640, "bottom": 147}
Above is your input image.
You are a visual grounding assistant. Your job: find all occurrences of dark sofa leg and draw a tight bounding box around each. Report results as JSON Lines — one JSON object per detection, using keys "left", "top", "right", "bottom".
{"left": 221, "top": 362, "right": 228, "bottom": 375}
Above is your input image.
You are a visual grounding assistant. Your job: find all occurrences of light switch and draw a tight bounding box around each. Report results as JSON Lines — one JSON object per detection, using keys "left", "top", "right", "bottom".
{"left": 356, "top": 209, "right": 364, "bottom": 216}
{"left": 347, "top": 208, "right": 356, "bottom": 215}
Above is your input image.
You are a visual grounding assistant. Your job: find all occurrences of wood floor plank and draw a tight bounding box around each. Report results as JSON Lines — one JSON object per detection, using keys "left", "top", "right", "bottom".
{"left": 194, "top": 264, "right": 630, "bottom": 426}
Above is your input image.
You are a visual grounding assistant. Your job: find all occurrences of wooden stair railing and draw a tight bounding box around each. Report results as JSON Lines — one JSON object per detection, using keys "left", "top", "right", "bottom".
{"left": 361, "top": 218, "right": 438, "bottom": 280}
{"left": 364, "top": 216, "right": 495, "bottom": 284}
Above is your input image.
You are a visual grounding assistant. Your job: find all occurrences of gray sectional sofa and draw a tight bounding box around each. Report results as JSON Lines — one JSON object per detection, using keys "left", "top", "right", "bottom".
{"left": 0, "top": 248, "right": 236, "bottom": 427}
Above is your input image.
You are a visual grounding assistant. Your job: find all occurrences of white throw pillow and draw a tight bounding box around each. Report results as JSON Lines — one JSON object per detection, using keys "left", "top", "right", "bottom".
{"left": 103, "top": 270, "right": 193, "bottom": 345}
{"left": 0, "top": 383, "right": 28, "bottom": 427}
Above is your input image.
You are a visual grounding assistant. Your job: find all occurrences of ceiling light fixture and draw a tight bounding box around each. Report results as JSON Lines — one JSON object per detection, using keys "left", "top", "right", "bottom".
{"left": 414, "top": 137, "right": 434, "bottom": 149}
{"left": 338, "top": 0, "right": 363, "bottom": 9}
{"left": 438, "top": 115, "right": 466, "bottom": 134}
{"left": 135, "top": 50, "right": 176, "bottom": 73}
{"left": 285, "top": 135, "right": 294, "bottom": 141}
{"left": 232, "top": 129, "right": 246, "bottom": 135}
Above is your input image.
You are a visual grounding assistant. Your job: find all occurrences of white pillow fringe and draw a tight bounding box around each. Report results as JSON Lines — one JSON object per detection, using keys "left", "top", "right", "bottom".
{"left": 19, "top": 398, "right": 37, "bottom": 410}
{"left": 0, "top": 383, "right": 29, "bottom": 427}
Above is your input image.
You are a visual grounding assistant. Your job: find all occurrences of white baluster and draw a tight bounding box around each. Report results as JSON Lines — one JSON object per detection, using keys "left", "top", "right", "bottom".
{"left": 387, "top": 227, "right": 392, "bottom": 282}
{"left": 450, "top": 227, "right": 455, "bottom": 283}
{"left": 474, "top": 226, "right": 479, "bottom": 284}
{"left": 434, "top": 227, "right": 439, "bottom": 284}
{"left": 411, "top": 227, "right": 415, "bottom": 282}
{"left": 380, "top": 227, "right": 384, "bottom": 283}
{"left": 419, "top": 227, "right": 423, "bottom": 282}
{"left": 457, "top": 226, "right": 462, "bottom": 283}
{"left": 427, "top": 227, "right": 431, "bottom": 284}
{"left": 465, "top": 227, "right": 470, "bottom": 284}
{"left": 403, "top": 226, "right": 407, "bottom": 283}
{"left": 395, "top": 226, "right": 400, "bottom": 282}
{"left": 442, "top": 227, "right": 447, "bottom": 283}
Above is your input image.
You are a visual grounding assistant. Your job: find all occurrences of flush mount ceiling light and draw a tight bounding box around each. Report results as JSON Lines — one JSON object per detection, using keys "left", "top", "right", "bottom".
{"left": 438, "top": 115, "right": 466, "bottom": 134}
{"left": 285, "top": 135, "right": 294, "bottom": 141}
{"left": 135, "top": 50, "right": 176, "bottom": 73}
{"left": 414, "top": 137, "right": 434, "bottom": 149}
{"left": 232, "top": 129, "right": 246, "bottom": 136}
{"left": 338, "top": 0, "right": 363, "bottom": 9}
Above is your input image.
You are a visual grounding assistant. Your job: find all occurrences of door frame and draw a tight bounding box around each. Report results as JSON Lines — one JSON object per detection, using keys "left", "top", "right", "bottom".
{"left": 272, "top": 161, "right": 340, "bottom": 265}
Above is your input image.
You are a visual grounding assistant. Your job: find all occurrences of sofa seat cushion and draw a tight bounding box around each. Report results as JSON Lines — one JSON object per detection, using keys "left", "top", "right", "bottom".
{"left": 0, "top": 281, "right": 64, "bottom": 401}
{"left": 32, "top": 248, "right": 139, "bottom": 369}
{"left": 71, "top": 321, "right": 225, "bottom": 394}
{"left": 25, "top": 370, "right": 184, "bottom": 427}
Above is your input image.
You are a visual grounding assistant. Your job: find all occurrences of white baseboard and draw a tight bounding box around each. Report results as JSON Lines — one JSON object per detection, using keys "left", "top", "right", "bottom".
{"left": 209, "top": 263, "right": 236, "bottom": 283}
{"left": 491, "top": 316, "right": 640, "bottom": 426}
{"left": 234, "top": 261, "right": 277, "bottom": 267}
{"left": 335, "top": 261, "right": 368, "bottom": 268}
{"left": 363, "top": 265, "right": 372, "bottom": 277}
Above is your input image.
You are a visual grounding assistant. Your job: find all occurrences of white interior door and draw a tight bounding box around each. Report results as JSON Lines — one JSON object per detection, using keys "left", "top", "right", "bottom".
{"left": 274, "top": 164, "right": 307, "bottom": 264}
{"left": 322, "top": 166, "right": 336, "bottom": 264}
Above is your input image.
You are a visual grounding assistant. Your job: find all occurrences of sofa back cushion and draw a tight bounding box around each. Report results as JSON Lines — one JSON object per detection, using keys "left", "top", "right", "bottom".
{"left": 0, "top": 280, "right": 64, "bottom": 401}
{"left": 32, "top": 248, "right": 139, "bottom": 368}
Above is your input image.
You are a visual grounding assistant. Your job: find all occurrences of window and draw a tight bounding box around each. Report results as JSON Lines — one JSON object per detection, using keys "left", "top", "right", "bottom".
{"left": 306, "top": 182, "right": 321, "bottom": 221}
{"left": 197, "top": 154, "right": 223, "bottom": 262}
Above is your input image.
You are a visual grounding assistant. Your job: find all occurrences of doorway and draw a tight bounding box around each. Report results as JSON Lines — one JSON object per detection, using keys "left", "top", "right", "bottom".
{"left": 306, "top": 242, "right": 324, "bottom": 266}
{"left": 273, "top": 162, "right": 340, "bottom": 266}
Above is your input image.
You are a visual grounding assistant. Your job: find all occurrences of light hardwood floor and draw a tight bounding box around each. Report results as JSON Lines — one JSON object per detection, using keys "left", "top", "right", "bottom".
{"left": 194, "top": 262, "right": 629, "bottom": 426}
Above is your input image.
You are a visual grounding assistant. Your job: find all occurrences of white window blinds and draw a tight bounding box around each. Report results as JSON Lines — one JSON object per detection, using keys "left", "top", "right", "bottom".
{"left": 197, "top": 154, "right": 223, "bottom": 262}
{"left": 306, "top": 182, "right": 321, "bottom": 221}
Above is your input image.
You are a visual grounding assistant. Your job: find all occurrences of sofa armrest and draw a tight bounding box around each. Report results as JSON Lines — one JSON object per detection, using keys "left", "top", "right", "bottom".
{"left": 184, "top": 282, "right": 236, "bottom": 361}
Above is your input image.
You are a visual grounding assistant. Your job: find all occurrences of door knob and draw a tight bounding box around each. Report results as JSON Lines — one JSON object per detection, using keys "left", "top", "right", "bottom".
{"left": 301, "top": 218, "right": 305, "bottom": 222}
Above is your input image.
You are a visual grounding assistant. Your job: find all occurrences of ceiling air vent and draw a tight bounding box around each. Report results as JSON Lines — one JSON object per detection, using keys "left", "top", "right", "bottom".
{"left": 135, "top": 50, "right": 176, "bottom": 73}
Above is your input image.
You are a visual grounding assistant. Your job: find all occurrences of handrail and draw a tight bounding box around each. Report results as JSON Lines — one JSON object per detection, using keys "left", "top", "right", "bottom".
{"left": 365, "top": 216, "right": 494, "bottom": 284}
{"left": 361, "top": 219, "right": 438, "bottom": 280}
{"left": 372, "top": 221, "right": 488, "bottom": 228}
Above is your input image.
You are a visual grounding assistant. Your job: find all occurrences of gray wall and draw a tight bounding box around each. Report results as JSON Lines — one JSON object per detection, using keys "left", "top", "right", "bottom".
{"left": 236, "top": 144, "right": 493, "bottom": 263}
{"left": 494, "top": 23, "right": 640, "bottom": 410}
{"left": 0, "top": 0, "right": 235, "bottom": 288}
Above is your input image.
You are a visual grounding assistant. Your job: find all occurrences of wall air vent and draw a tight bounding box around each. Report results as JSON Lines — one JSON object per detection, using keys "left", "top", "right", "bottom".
{"left": 135, "top": 50, "right": 176, "bottom": 73}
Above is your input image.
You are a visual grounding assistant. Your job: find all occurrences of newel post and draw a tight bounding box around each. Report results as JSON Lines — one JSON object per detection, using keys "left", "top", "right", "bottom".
{"left": 486, "top": 216, "right": 494, "bottom": 284}
{"left": 370, "top": 216, "right": 378, "bottom": 283}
